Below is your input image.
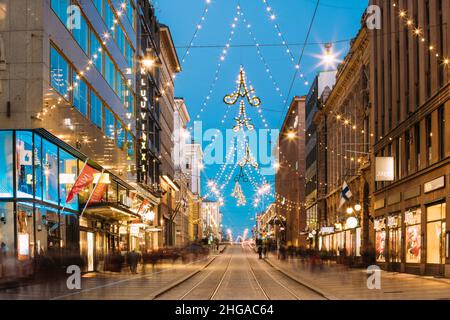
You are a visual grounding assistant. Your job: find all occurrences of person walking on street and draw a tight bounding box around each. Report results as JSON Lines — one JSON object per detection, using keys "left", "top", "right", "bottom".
{"left": 257, "top": 245, "right": 263, "bottom": 259}
{"left": 128, "top": 250, "right": 141, "bottom": 274}
{"left": 262, "top": 244, "right": 268, "bottom": 259}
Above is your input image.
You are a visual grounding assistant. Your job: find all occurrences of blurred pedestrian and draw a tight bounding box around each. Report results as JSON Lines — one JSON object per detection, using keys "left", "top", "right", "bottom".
{"left": 257, "top": 245, "right": 263, "bottom": 259}
{"left": 262, "top": 244, "right": 268, "bottom": 259}
{"left": 127, "top": 250, "right": 141, "bottom": 274}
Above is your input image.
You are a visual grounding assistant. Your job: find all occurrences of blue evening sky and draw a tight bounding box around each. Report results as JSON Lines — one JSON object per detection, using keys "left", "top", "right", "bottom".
{"left": 155, "top": 0, "right": 368, "bottom": 238}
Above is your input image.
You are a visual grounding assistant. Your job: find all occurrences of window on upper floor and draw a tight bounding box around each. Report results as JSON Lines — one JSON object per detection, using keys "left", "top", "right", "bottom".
{"left": 50, "top": 45, "right": 70, "bottom": 97}
{"left": 90, "top": 30, "right": 103, "bottom": 73}
{"left": 72, "top": 12, "right": 88, "bottom": 53}
{"left": 105, "top": 53, "right": 115, "bottom": 90}
{"left": 92, "top": 0, "right": 103, "bottom": 17}
{"left": 117, "top": 121, "right": 125, "bottom": 149}
{"left": 51, "top": 0, "right": 70, "bottom": 28}
{"left": 72, "top": 73, "right": 88, "bottom": 116}
{"left": 105, "top": 107, "right": 116, "bottom": 140}
{"left": 90, "top": 90, "right": 103, "bottom": 129}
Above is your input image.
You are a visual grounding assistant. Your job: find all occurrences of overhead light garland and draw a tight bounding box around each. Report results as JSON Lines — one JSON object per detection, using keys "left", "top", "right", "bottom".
{"left": 189, "top": 4, "right": 242, "bottom": 128}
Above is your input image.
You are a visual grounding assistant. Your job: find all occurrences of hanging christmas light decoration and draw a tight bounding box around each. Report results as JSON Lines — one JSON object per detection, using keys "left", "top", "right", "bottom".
{"left": 238, "top": 143, "right": 259, "bottom": 169}
{"left": 231, "top": 181, "right": 247, "bottom": 206}
{"left": 224, "top": 66, "right": 261, "bottom": 107}
{"left": 233, "top": 100, "right": 254, "bottom": 132}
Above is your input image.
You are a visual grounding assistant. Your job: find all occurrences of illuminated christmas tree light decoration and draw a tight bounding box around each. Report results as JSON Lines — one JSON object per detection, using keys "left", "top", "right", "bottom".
{"left": 233, "top": 100, "right": 255, "bottom": 132}
{"left": 224, "top": 66, "right": 261, "bottom": 107}
{"left": 238, "top": 143, "right": 259, "bottom": 169}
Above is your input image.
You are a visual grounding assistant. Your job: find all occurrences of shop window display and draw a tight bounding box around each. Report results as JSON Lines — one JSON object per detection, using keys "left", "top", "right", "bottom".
{"left": 405, "top": 209, "right": 421, "bottom": 263}
{"left": 34, "top": 135, "right": 43, "bottom": 200}
{"left": 42, "top": 140, "right": 59, "bottom": 205}
{"left": 426, "top": 203, "right": 446, "bottom": 264}
{"left": 16, "top": 131, "right": 34, "bottom": 198}
{"left": 35, "top": 205, "right": 61, "bottom": 254}
{"left": 59, "top": 150, "right": 78, "bottom": 210}
{"left": 0, "top": 202, "right": 14, "bottom": 258}
{"left": 16, "top": 203, "right": 35, "bottom": 260}
{"left": 388, "top": 214, "right": 401, "bottom": 263}
{"left": 0, "top": 131, "right": 13, "bottom": 198}
{"left": 374, "top": 218, "right": 386, "bottom": 262}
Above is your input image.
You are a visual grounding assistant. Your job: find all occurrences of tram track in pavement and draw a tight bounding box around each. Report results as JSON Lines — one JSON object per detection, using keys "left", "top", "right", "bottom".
{"left": 244, "top": 247, "right": 329, "bottom": 300}
{"left": 153, "top": 251, "right": 234, "bottom": 300}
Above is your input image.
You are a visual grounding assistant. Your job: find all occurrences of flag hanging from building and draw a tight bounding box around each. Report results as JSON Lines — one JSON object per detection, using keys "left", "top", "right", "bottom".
{"left": 87, "top": 181, "right": 108, "bottom": 204}
{"left": 339, "top": 181, "right": 352, "bottom": 208}
{"left": 65, "top": 163, "right": 95, "bottom": 203}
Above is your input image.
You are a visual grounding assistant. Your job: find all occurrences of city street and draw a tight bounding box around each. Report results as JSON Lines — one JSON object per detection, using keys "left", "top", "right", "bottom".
{"left": 156, "top": 246, "right": 325, "bottom": 300}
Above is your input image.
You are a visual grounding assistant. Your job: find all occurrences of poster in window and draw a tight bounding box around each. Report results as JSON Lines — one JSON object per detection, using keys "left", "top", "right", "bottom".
{"left": 406, "top": 225, "right": 421, "bottom": 263}
{"left": 376, "top": 231, "right": 386, "bottom": 262}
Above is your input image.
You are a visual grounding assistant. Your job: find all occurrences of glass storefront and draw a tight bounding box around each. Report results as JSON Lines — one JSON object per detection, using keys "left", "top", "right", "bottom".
{"left": 426, "top": 203, "right": 446, "bottom": 265}
{"left": 388, "top": 214, "right": 401, "bottom": 263}
{"left": 374, "top": 217, "right": 386, "bottom": 262}
{"left": 16, "top": 203, "right": 35, "bottom": 260}
{"left": 405, "top": 208, "right": 421, "bottom": 263}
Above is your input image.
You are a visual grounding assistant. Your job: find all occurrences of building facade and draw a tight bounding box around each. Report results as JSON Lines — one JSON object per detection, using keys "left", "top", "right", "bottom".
{"left": 158, "top": 24, "right": 180, "bottom": 247}
{"left": 276, "top": 96, "right": 306, "bottom": 247}
{"left": 370, "top": 0, "right": 450, "bottom": 276}
{"left": 0, "top": 0, "right": 171, "bottom": 273}
{"left": 185, "top": 143, "right": 203, "bottom": 241}
{"left": 304, "top": 71, "right": 336, "bottom": 247}
{"left": 319, "top": 24, "right": 372, "bottom": 262}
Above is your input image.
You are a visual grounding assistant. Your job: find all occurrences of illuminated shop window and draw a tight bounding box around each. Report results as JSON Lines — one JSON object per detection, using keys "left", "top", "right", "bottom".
{"left": 35, "top": 204, "right": 61, "bottom": 253}
{"left": 59, "top": 150, "right": 78, "bottom": 211}
{"left": 42, "top": 139, "right": 59, "bottom": 205}
{"left": 0, "top": 202, "right": 14, "bottom": 252}
{"left": 16, "top": 202, "right": 35, "bottom": 260}
{"left": 405, "top": 209, "right": 422, "bottom": 263}
{"left": 34, "top": 135, "right": 43, "bottom": 200}
{"left": 426, "top": 203, "right": 446, "bottom": 264}
{"left": 0, "top": 131, "right": 13, "bottom": 198}
{"left": 16, "top": 131, "right": 34, "bottom": 198}
{"left": 50, "top": 46, "right": 70, "bottom": 97}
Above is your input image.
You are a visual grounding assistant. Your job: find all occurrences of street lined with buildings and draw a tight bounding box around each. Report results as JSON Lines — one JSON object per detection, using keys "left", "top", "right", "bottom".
{"left": 0, "top": 0, "right": 449, "bottom": 302}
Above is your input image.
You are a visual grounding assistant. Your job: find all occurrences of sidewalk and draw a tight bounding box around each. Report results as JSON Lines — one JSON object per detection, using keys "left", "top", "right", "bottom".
{"left": 265, "top": 254, "right": 450, "bottom": 300}
{"left": 0, "top": 252, "right": 222, "bottom": 300}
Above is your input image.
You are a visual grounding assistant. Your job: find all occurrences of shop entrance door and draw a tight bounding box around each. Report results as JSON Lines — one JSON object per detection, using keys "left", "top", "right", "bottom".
{"left": 87, "top": 232, "right": 95, "bottom": 272}
{"left": 426, "top": 203, "right": 446, "bottom": 276}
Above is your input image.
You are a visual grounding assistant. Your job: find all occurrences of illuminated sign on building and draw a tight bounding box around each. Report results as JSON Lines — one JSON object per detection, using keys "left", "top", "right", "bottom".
{"left": 375, "top": 157, "right": 395, "bottom": 181}
{"left": 137, "top": 66, "right": 149, "bottom": 183}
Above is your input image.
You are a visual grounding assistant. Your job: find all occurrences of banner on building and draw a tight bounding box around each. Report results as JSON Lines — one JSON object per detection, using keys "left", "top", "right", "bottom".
{"left": 66, "top": 163, "right": 96, "bottom": 203}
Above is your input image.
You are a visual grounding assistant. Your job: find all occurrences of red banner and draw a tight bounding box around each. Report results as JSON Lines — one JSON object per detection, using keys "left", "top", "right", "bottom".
{"left": 66, "top": 165, "right": 96, "bottom": 203}
{"left": 137, "top": 199, "right": 150, "bottom": 216}
{"left": 88, "top": 182, "right": 108, "bottom": 205}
